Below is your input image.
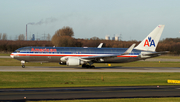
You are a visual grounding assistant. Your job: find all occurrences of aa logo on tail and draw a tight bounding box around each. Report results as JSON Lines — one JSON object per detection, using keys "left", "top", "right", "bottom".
{"left": 144, "top": 37, "right": 155, "bottom": 47}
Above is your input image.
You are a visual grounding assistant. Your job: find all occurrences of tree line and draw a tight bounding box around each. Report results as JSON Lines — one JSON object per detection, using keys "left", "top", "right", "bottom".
{"left": 0, "top": 33, "right": 51, "bottom": 41}
{"left": 0, "top": 40, "right": 53, "bottom": 52}
{"left": 1, "top": 26, "right": 180, "bottom": 55}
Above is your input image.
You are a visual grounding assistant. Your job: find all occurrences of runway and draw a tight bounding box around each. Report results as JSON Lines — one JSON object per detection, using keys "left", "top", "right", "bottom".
{"left": 0, "top": 86, "right": 180, "bottom": 101}
{"left": 1, "top": 65, "right": 180, "bottom": 101}
{"left": 0, "top": 56, "right": 11, "bottom": 58}
{"left": 0, "top": 66, "right": 180, "bottom": 72}
{"left": 1, "top": 55, "right": 180, "bottom": 61}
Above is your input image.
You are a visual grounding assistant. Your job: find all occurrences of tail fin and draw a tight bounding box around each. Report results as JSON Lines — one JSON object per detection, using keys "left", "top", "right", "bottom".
{"left": 134, "top": 25, "right": 165, "bottom": 51}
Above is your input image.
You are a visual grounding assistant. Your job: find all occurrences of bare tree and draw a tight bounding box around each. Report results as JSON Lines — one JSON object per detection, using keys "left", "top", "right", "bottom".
{"left": 54, "top": 26, "right": 74, "bottom": 37}
{"left": 51, "top": 35, "right": 76, "bottom": 47}
{"left": 90, "top": 36, "right": 100, "bottom": 40}
{"left": 2, "top": 33, "right": 7, "bottom": 40}
{"left": 18, "top": 34, "right": 25, "bottom": 40}
{"left": 89, "top": 36, "right": 100, "bottom": 47}
{"left": 51, "top": 26, "right": 76, "bottom": 47}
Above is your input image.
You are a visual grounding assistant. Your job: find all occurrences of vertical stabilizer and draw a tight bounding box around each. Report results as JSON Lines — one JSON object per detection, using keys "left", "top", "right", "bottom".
{"left": 134, "top": 25, "right": 165, "bottom": 51}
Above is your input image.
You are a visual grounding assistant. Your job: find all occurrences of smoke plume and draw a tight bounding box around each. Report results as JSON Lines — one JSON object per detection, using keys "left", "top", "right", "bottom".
{"left": 27, "top": 17, "right": 57, "bottom": 25}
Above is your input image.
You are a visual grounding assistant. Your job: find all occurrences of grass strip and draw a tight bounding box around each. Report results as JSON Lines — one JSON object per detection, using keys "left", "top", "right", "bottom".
{"left": 0, "top": 53, "right": 11, "bottom": 56}
{"left": 28, "top": 97, "right": 180, "bottom": 102}
{"left": 0, "top": 72, "right": 180, "bottom": 88}
{"left": 154, "top": 55, "right": 180, "bottom": 59}
{"left": 1, "top": 58, "right": 180, "bottom": 67}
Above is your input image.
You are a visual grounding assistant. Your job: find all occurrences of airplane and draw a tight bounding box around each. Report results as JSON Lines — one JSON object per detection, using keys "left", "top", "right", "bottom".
{"left": 10, "top": 25, "right": 168, "bottom": 68}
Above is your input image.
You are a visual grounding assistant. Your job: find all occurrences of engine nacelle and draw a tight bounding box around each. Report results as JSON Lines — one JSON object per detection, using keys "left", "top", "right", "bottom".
{"left": 60, "top": 57, "right": 68, "bottom": 62}
{"left": 59, "top": 62, "right": 66, "bottom": 65}
{"left": 66, "top": 58, "right": 84, "bottom": 66}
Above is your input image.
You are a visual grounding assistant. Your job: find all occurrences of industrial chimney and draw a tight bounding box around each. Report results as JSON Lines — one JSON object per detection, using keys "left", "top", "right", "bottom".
{"left": 26, "top": 24, "right": 27, "bottom": 40}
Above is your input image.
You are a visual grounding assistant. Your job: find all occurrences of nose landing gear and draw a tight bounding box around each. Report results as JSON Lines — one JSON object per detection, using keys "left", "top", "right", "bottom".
{"left": 22, "top": 65, "right": 25, "bottom": 68}
{"left": 21, "top": 60, "right": 25, "bottom": 68}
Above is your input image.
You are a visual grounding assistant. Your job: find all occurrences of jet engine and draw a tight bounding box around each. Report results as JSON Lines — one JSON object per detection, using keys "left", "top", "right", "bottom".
{"left": 59, "top": 62, "right": 66, "bottom": 65}
{"left": 66, "top": 57, "right": 84, "bottom": 66}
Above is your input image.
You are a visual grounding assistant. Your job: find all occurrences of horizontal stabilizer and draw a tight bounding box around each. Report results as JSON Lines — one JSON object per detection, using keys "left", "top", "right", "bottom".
{"left": 143, "top": 51, "right": 169, "bottom": 56}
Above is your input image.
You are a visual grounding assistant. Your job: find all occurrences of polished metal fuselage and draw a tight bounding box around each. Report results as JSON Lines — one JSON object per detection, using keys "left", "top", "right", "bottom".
{"left": 11, "top": 46, "right": 142, "bottom": 63}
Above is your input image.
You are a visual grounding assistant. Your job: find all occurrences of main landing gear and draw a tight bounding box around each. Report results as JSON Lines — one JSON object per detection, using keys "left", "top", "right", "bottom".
{"left": 21, "top": 60, "right": 25, "bottom": 68}
{"left": 82, "top": 64, "right": 95, "bottom": 68}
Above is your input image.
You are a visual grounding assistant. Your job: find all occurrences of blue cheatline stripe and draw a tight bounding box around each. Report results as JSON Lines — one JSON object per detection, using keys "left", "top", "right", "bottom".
{"left": 16, "top": 52, "right": 140, "bottom": 55}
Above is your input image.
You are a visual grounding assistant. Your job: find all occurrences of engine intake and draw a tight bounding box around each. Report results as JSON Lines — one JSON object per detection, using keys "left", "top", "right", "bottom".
{"left": 59, "top": 62, "right": 66, "bottom": 65}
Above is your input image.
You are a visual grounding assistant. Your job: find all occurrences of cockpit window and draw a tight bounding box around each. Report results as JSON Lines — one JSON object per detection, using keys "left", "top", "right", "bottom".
{"left": 15, "top": 50, "right": 20, "bottom": 53}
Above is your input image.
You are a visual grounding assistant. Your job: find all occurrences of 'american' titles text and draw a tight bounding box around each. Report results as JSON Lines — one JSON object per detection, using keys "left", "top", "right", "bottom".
{"left": 31, "top": 48, "right": 57, "bottom": 52}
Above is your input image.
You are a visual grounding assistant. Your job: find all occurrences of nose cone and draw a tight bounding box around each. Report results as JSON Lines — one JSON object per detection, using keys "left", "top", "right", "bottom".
{"left": 10, "top": 53, "right": 14, "bottom": 58}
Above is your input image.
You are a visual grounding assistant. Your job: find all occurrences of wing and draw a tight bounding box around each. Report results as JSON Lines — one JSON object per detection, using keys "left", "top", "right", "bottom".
{"left": 97, "top": 43, "right": 103, "bottom": 48}
{"left": 80, "top": 43, "right": 136, "bottom": 61}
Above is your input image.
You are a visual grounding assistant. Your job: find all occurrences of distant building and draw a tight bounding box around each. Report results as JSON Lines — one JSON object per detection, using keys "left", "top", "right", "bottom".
{"left": 105, "top": 35, "right": 120, "bottom": 41}
{"left": 115, "top": 36, "right": 119, "bottom": 41}
{"left": 31, "top": 34, "right": 35, "bottom": 41}
{"left": 112, "top": 37, "right": 115, "bottom": 40}
{"left": 105, "top": 35, "right": 110, "bottom": 40}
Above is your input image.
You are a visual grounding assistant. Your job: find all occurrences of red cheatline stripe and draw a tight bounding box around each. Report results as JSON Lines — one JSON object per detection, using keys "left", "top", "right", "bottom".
{"left": 11, "top": 53, "right": 138, "bottom": 57}
{"left": 117, "top": 55, "right": 138, "bottom": 57}
{"left": 12, "top": 54, "right": 96, "bottom": 57}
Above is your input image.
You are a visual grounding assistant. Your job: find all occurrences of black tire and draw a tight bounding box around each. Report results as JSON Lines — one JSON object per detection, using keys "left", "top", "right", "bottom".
{"left": 89, "top": 65, "right": 95, "bottom": 69}
{"left": 22, "top": 65, "right": 25, "bottom": 68}
{"left": 82, "top": 64, "right": 86, "bottom": 68}
{"left": 91, "top": 65, "right": 95, "bottom": 68}
{"left": 86, "top": 65, "right": 90, "bottom": 68}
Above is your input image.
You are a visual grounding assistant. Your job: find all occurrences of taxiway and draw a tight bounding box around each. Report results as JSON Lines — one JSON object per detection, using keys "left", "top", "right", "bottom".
{"left": 0, "top": 86, "right": 180, "bottom": 101}
{"left": 0, "top": 66, "right": 180, "bottom": 72}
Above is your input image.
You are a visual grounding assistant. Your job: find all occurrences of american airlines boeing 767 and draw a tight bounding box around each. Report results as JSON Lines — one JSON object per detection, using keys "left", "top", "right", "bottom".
{"left": 10, "top": 25, "right": 167, "bottom": 68}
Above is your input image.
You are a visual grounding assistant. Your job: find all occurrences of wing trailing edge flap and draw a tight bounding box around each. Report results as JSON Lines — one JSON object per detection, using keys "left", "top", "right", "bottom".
{"left": 80, "top": 43, "right": 136, "bottom": 61}
{"left": 143, "top": 51, "right": 169, "bottom": 56}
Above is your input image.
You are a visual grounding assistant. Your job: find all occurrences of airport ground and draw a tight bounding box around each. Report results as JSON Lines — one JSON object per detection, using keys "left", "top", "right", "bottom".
{"left": 1, "top": 55, "right": 180, "bottom": 67}
{"left": 1, "top": 86, "right": 180, "bottom": 101}
{"left": 1, "top": 66, "right": 180, "bottom": 72}
{"left": 0, "top": 55, "right": 180, "bottom": 101}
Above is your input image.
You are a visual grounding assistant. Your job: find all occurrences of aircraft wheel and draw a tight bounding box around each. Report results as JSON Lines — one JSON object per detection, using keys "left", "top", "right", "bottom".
{"left": 86, "top": 65, "right": 90, "bottom": 68}
{"left": 82, "top": 64, "right": 95, "bottom": 68}
{"left": 82, "top": 64, "right": 86, "bottom": 68}
{"left": 91, "top": 65, "right": 95, "bottom": 68}
{"left": 22, "top": 65, "right": 25, "bottom": 68}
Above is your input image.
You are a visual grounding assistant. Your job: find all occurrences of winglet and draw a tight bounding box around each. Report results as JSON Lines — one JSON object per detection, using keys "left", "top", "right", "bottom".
{"left": 134, "top": 25, "right": 165, "bottom": 51}
{"left": 97, "top": 43, "right": 103, "bottom": 48}
{"left": 123, "top": 43, "right": 136, "bottom": 54}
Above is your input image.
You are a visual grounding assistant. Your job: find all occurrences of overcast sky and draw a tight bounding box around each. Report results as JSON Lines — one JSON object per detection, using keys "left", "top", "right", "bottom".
{"left": 1, "top": 0, "right": 180, "bottom": 41}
